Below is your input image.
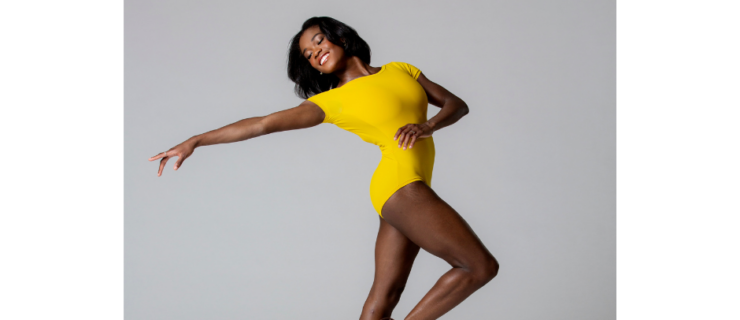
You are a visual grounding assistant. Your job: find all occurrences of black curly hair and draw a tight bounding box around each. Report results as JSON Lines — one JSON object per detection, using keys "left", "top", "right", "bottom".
{"left": 287, "top": 16, "right": 372, "bottom": 99}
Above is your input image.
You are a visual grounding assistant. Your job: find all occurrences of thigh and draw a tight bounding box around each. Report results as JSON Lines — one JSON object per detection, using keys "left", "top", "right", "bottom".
{"left": 371, "top": 216, "right": 421, "bottom": 291}
{"left": 381, "top": 181, "right": 495, "bottom": 269}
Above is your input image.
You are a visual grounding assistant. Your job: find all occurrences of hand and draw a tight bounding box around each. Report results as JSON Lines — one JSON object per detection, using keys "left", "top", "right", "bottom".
{"left": 148, "top": 138, "right": 198, "bottom": 177}
{"left": 394, "top": 122, "right": 433, "bottom": 150}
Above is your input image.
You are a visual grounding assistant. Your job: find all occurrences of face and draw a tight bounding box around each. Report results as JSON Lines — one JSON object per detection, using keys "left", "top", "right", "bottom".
{"left": 298, "top": 25, "right": 345, "bottom": 74}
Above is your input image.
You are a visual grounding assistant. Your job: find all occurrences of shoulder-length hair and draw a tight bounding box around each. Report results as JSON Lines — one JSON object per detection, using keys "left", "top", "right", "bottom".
{"left": 287, "top": 16, "right": 372, "bottom": 99}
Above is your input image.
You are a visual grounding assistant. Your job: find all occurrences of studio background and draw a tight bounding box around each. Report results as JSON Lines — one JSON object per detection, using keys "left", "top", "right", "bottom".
{"left": 125, "top": 0, "right": 615, "bottom": 319}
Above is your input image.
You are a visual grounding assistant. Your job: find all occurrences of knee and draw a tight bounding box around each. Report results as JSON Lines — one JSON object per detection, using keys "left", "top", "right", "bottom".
{"left": 469, "top": 256, "right": 499, "bottom": 286}
{"left": 370, "top": 284, "right": 406, "bottom": 306}
{"left": 386, "top": 284, "right": 406, "bottom": 304}
{"left": 363, "top": 285, "right": 405, "bottom": 317}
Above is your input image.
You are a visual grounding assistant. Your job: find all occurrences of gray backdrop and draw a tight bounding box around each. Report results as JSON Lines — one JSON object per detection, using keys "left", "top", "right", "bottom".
{"left": 125, "top": 0, "right": 615, "bottom": 319}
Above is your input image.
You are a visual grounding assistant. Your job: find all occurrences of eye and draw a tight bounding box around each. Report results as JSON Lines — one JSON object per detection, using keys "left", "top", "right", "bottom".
{"left": 305, "top": 38, "right": 324, "bottom": 60}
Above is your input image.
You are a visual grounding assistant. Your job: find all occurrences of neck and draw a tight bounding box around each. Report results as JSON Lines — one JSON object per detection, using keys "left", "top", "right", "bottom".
{"left": 334, "top": 56, "right": 380, "bottom": 87}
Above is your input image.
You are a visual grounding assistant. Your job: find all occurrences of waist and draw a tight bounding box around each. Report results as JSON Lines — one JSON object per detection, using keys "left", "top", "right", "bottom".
{"left": 378, "top": 136, "right": 435, "bottom": 158}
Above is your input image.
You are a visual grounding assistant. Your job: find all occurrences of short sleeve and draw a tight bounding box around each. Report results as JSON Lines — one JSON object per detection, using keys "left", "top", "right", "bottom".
{"left": 394, "top": 61, "right": 422, "bottom": 80}
{"left": 307, "top": 91, "right": 336, "bottom": 124}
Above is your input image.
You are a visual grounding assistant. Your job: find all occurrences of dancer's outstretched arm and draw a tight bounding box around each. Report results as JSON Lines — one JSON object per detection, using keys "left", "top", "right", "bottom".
{"left": 148, "top": 101, "right": 325, "bottom": 176}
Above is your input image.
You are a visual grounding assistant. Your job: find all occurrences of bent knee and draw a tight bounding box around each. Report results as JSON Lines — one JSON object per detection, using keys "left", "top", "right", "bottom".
{"left": 470, "top": 256, "right": 499, "bottom": 285}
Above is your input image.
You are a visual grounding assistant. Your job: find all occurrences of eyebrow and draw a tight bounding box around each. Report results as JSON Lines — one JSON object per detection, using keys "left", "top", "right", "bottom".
{"left": 301, "top": 32, "right": 321, "bottom": 56}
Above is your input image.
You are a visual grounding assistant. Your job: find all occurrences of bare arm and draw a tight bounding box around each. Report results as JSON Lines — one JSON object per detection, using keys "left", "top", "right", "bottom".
{"left": 417, "top": 72, "right": 470, "bottom": 132}
{"left": 193, "top": 100, "right": 325, "bottom": 147}
{"left": 394, "top": 72, "right": 470, "bottom": 149}
{"left": 148, "top": 100, "right": 326, "bottom": 176}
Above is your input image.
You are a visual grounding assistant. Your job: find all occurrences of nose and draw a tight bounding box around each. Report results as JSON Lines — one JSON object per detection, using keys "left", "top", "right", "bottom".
{"left": 314, "top": 48, "right": 322, "bottom": 63}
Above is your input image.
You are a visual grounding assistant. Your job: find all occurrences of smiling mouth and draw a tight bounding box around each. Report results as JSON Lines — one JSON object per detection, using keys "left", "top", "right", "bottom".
{"left": 319, "top": 52, "right": 330, "bottom": 66}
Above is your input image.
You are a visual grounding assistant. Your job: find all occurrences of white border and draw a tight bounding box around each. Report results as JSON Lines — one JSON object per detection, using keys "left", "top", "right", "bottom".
{"left": 618, "top": 1, "right": 740, "bottom": 319}
{"left": 0, "top": 1, "right": 123, "bottom": 319}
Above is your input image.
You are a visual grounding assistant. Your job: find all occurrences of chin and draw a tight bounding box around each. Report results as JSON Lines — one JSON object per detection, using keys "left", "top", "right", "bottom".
{"left": 320, "top": 64, "right": 335, "bottom": 74}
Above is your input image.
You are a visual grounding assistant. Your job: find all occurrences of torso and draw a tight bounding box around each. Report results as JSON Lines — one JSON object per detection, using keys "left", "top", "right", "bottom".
{"left": 307, "top": 61, "right": 435, "bottom": 217}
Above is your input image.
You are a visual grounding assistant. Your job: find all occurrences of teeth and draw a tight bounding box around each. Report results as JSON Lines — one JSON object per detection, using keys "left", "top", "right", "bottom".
{"left": 320, "top": 53, "right": 329, "bottom": 66}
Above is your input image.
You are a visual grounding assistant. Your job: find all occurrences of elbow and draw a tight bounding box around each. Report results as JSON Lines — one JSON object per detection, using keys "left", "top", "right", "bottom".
{"left": 450, "top": 95, "right": 469, "bottom": 116}
{"left": 460, "top": 101, "right": 470, "bottom": 116}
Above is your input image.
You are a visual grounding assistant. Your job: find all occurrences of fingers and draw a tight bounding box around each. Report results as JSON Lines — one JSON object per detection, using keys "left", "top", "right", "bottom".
{"left": 395, "top": 125, "right": 423, "bottom": 150}
{"left": 401, "top": 130, "right": 414, "bottom": 150}
{"left": 395, "top": 125, "right": 413, "bottom": 144}
{"left": 158, "top": 156, "right": 169, "bottom": 177}
{"left": 396, "top": 126, "right": 411, "bottom": 148}
{"left": 396, "top": 128, "right": 406, "bottom": 148}
{"left": 148, "top": 151, "right": 167, "bottom": 161}
{"left": 150, "top": 143, "right": 194, "bottom": 176}
{"left": 174, "top": 154, "right": 187, "bottom": 171}
{"left": 394, "top": 126, "right": 404, "bottom": 141}
{"left": 408, "top": 134, "right": 418, "bottom": 149}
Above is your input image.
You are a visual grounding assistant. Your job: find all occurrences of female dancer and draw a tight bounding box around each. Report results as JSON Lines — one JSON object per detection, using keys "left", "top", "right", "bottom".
{"left": 149, "top": 16, "right": 499, "bottom": 320}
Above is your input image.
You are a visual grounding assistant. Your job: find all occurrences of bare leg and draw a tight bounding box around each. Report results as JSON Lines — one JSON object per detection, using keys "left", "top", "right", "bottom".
{"left": 359, "top": 216, "right": 421, "bottom": 320}
{"left": 381, "top": 181, "right": 500, "bottom": 320}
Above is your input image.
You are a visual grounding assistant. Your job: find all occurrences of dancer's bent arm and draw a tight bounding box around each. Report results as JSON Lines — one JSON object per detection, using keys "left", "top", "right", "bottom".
{"left": 394, "top": 72, "right": 470, "bottom": 150}
{"left": 149, "top": 101, "right": 325, "bottom": 176}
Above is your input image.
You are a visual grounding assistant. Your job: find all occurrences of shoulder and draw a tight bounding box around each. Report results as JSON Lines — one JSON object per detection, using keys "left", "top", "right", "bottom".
{"left": 306, "top": 88, "right": 337, "bottom": 104}
{"left": 387, "top": 61, "right": 422, "bottom": 80}
{"left": 306, "top": 89, "right": 341, "bottom": 124}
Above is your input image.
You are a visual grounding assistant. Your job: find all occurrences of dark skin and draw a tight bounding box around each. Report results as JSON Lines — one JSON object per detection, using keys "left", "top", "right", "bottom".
{"left": 148, "top": 25, "right": 499, "bottom": 320}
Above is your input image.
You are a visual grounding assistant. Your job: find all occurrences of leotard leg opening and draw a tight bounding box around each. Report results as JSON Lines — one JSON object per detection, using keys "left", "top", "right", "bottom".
{"left": 374, "top": 178, "right": 431, "bottom": 219}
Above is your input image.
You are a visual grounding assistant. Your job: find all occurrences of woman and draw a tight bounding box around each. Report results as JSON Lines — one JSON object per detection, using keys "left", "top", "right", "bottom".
{"left": 149, "top": 16, "right": 499, "bottom": 320}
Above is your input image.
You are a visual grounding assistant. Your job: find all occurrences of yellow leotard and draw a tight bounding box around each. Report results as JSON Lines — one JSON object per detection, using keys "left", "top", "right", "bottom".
{"left": 307, "top": 61, "right": 435, "bottom": 218}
